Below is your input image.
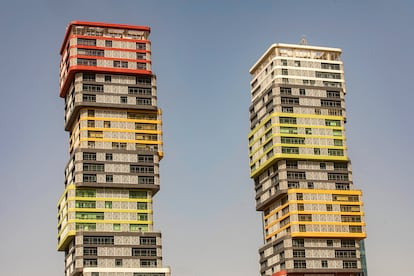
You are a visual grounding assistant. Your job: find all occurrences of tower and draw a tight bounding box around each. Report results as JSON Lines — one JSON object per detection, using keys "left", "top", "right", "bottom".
{"left": 57, "top": 21, "right": 171, "bottom": 276}
{"left": 248, "top": 43, "right": 367, "bottom": 276}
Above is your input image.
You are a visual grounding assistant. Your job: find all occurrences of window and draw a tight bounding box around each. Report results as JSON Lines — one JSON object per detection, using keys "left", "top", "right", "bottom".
{"left": 321, "top": 99, "right": 341, "bottom": 107}
{"left": 78, "top": 48, "right": 104, "bottom": 57}
{"left": 84, "top": 259, "right": 98, "bottom": 267}
{"left": 76, "top": 201, "right": 96, "bottom": 208}
{"left": 282, "top": 147, "right": 299, "bottom": 154}
{"left": 305, "top": 128, "right": 312, "bottom": 134}
{"left": 130, "top": 224, "right": 148, "bottom": 232}
{"left": 320, "top": 162, "right": 326, "bottom": 169}
{"left": 115, "top": 259, "right": 123, "bottom": 267}
{"left": 132, "top": 248, "right": 157, "bottom": 257}
{"left": 136, "top": 98, "right": 152, "bottom": 105}
{"left": 343, "top": 261, "right": 357, "bottom": 268}
{"left": 293, "top": 250, "right": 305, "bottom": 258}
{"left": 137, "top": 202, "right": 148, "bottom": 210}
{"left": 336, "top": 250, "right": 357, "bottom": 258}
{"left": 76, "top": 212, "right": 104, "bottom": 220}
{"left": 280, "top": 127, "right": 298, "bottom": 134}
{"left": 281, "top": 137, "right": 305, "bottom": 144}
{"left": 280, "top": 87, "right": 292, "bottom": 95}
{"left": 307, "top": 182, "right": 314, "bottom": 189}
{"left": 138, "top": 176, "right": 154, "bottom": 184}
{"left": 327, "top": 240, "right": 333, "bottom": 247}
{"left": 314, "top": 148, "right": 320, "bottom": 155}
{"left": 137, "top": 63, "right": 147, "bottom": 69}
{"left": 78, "top": 58, "right": 97, "bottom": 66}
{"left": 288, "top": 182, "right": 299, "bottom": 188}
{"left": 129, "top": 87, "right": 152, "bottom": 95}
{"left": 88, "top": 141, "right": 95, "bottom": 148}
{"left": 87, "top": 120, "right": 95, "bottom": 127}
{"left": 83, "top": 163, "right": 104, "bottom": 172}
{"left": 292, "top": 239, "right": 304, "bottom": 247}
{"left": 296, "top": 193, "right": 304, "bottom": 200}
{"left": 112, "top": 142, "right": 127, "bottom": 150}
{"left": 334, "top": 162, "right": 348, "bottom": 170}
{"left": 321, "top": 63, "right": 340, "bottom": 70}
{"left": 136, "top": 43, "right": 146, "bottom": 50}
{"left": 83, "top": 152, "right": 96, "bottom": 160}
{"left": 342, "top": 215, "right": 361, "bottom": 222}
{"left": 88, "top": 131, "right": 103, "bottom": 138}
{"left": 325, "top": 119, "right": 341, "bottom": 126}
{"left": 281, "top": 59, "right": 287, "bottom": 66}
{"left": 105, "top": 75, "right": 111, "bottom": 82}
{"left": 333, "top": 194, "right": 359, "bottom": 202}
{"left": 334, "top": 139, "right": 343, "bottom": 146}
{"left": 130, "top": 191, "right": 148, "bottom": 199}
{"left": 298, "top": 214, "right": 312, "bottom": 222}
{"left": 279, "top": 117, "right": 297, "bottom": 124}
{"left": 76, "top": 189, "right": 96, "bottom": 197}
{"left": 106, "top": 153, "right": 113, "bottom": 161}
{"left": 294, "top": 260, "right": 306, "bottom": 268}
{"left": 328, "top": 173, "right": 349, "bottom": 181}
{"left": 336, "top": 183, "right": 350, "bottom": 190}
{"left": 282, "top": 106, "right": 293, "bottom": 113}
{"left": 137, "top": 52, "right": 146, "bottom": 60}
{"left": 83, "top": 236, "right": 114, "bottom": 245}
{"left": 341, "top": 240, "right": 356, "bottom": 247}
{"left": 287, "top": 171, "right": 306, "bottom": 179}
{"left": 83, "top": 73, "right": 96, "bottom": 81}
{"left": 120, "top": 96, "right": 128, "bottom": 103}
{"left": 294, "top": 60, "right": 301, "bottom": 67}
{"left": 327, "top": 90, "right": 341, "bottom": 98}
{"left": 83, "top": 84, "right": 103, "bottom": 92}
{"left": 105, "top": 174, "right": 114, "bottom": 183}
{"left": 91, "top": 273, "right": 99, "bottom": 276}
{"left": 322, "top": 260, "right": 328, "bottom": 268}
{"left": 88, "top": 110, "right": 95, "bottom": 117}
{"left": 316, "top": 71, "right": 341, "bottom": 79}
{"left": 130, "top": 165, "right": 154, "bottom": 173}
{"left": 84, "top": 247, "right": 97, "bottom": 256}
{"left": 105, "top": 40, "right": 112, "bottom": 47}
{"left": 114, "top": 61, "right": 128, "bottom": 68}
{"left": 282, "top": 69, "right": 288, "bottom": 75}
{"left": 141, "top": 260, "right": 157, "bottom": 268}
{"left": 299, "top": 88, "right": 306, "bottom": 95}
{"left": 326, "top": 204, "right": 333, "bottom": 211}
{"left": 113, "top": 224, "right": 120, "bottom": 231}
{"left": 104, "top": 121, "right": 111, "bottom": 128}
{"left": 138, "top": 155, "right": 154, "bottom": 162}
{"left": 136, "top": 134, "right": 158, "bottom": 141}
{"left": 136, "top": 77, "right": 151, "bottom": 85}
{"left": 281, "top": 97, "right": 299, "bottom": 105}
{"left": 83, "top": 94, "right": 96, "bottom": 102}
{"left": 78, "top": 38, "right": 96, "bottom": 46}
{"left": 137, "top": 213, "right": 148, "bottom": 221}
{"left": 140, "top": 237, "right": 156, "bottom": 245}
{"left": 83, "top": 174, "right": 97, "bottom": 182}
{"left": 340, "top": 205, "right": 360, "bottom": 212}
{"left": 297, "top": 203, "right": 304, "bottom": 211}
{"left": 328, "top": 149, "right": 344, "bottom": 156}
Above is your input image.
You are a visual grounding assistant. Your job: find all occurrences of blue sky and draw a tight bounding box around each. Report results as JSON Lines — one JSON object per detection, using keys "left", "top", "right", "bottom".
{"left": 0, "top": 1, "right": 413, "bottom": 275}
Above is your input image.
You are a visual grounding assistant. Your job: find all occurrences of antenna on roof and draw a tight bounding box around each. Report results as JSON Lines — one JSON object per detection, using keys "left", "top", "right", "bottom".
{"left": 300, "top": 35, "right": 308, "bottom": 45}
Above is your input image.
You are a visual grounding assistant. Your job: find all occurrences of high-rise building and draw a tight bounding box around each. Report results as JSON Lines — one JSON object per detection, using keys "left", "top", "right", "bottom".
{"left": 57, "top": 21, "right": 171, "bottom": 276}
{"left": 248, "top": 42, "right": 367, "bottom": 276}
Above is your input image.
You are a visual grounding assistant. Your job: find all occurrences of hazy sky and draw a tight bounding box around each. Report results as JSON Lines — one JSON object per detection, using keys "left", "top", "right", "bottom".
{"left": 0, "top": 1, "right": 413, "bottom": 275}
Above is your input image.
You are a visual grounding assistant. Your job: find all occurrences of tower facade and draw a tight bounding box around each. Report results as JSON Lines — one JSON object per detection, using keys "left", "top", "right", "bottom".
{"left": 248, "top": 43, "right": 367, "bottom": 276}
{"left": 57, "top": 21, "right": 171, "bottom": 276}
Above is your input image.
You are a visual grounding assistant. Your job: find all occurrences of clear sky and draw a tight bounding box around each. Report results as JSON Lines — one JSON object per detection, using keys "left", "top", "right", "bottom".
{"left": 0, "top": 0, "right": 413, "bottom": 275}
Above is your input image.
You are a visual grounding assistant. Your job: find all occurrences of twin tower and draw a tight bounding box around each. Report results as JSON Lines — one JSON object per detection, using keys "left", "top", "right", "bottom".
{"left": 57, "top": 21, "right": 367, "bottom": 276}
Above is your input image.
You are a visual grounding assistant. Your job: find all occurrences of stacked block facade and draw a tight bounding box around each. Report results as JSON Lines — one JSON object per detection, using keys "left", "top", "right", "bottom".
{"left": 248, "top": 43, "right": 367, "bottom": 276}
{"left": 57, "top": 21, "right": 170, "bottom": 276}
